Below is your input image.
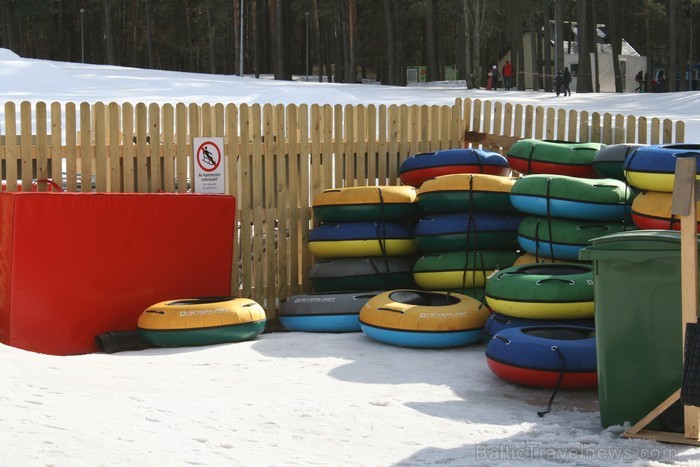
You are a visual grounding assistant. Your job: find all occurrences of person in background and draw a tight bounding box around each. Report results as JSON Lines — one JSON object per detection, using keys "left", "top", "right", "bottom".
{"left": 554, "top": 70, "right": 564, "bottom": 97}
{"left": 490, "top": 65, "right": 500, "bottom": 90}
{"left": 502, "top": 60, "right": 513, "bottom": 90}
{"left": 563, "top": 67, "right": 572, "bottom": 96}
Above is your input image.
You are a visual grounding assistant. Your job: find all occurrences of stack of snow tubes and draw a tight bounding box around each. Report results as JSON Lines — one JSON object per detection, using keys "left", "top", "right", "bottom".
{"left": 624, "top": 144, "right": 700, "bottom": 232}
{"left": 279, "top": 185, "right": 419, "bottom": 332}
{"left": 412, "top": 173, "right": 523, "bottom": 300}
{"left": 481, "top": 139, "right": 635, "bottom": 389}
{"left": 355, "top": 149, "right": 513, "bottom": 348}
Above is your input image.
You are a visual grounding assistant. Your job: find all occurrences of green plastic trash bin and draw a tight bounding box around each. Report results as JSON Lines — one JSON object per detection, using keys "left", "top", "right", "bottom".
{"left": 579, "top": 230, "right": 700, "bottom": 429}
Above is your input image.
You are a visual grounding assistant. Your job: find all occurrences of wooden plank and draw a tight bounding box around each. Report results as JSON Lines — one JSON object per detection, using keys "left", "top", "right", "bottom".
{"left": 344, "top": 104, "right": 355, "bottom": 187}
{"left": 20, "top": 102, "right": 33, "bottom": 189}
{"left": 674, "top": 157, "right": 700, "bottom": 440}
{"left": 626, "top": 115, "right": 636, "bottom": 144}
{"left": 225, "top": 103, "right": 240, "bottom": 295}
{"left": 50, "top": 102, "right": 63, "bottom": 188}
{"left": 35, "top": 102, "right": 48, "bottom": 190}
{"left": 121, "top": 103, "right": 134, "bottom": 192}
{"left": 623, "top": 389, "right": 681, "bottom": 436}
{"left": 162, "top": 104, "right": 175, "bottom": 193}
{"left": 325, "top": 104, "right": 336, "bottom": 190}
{"left": 651, "top": 118, "right": 661, "bottom": 145}
{"left": 188, "top": 103, "right": 200, "bottom": 192}
{"left": 534, "top": 105, "right": 544, "bottom": 140}
{"left": 638, "top": 117, "right": 648, "bottom": 144}
{"left": 544, "top": 107, "right": 554, "bottom": 140}
{"left": 677, "top": 121, "right": 686, "bottom": 143}
{"left": 602, "top": 113, "right": 613, "bottom": 144}
{"left": 333, "top": 104, "right": 343, "bottom": 188}
{"left": 251, "top": 104, "right": 265, "bottom": 306}
{"left": 356, "top": 105, "right": 367, "bottom": 186}
{"left": 591, "top": 112, "right": 602, "bottom": 142}
{"left": 65, "top": 103, "right": 78, "bottom": 192}
{"left": 135, "top": 103, "right": 148, "bottom": 192}
{"left": 513, "top": 104, "right": 523, "bottom": 139}
{"left": 175, "top": 103, "right": 188, "bottom": 193}
{"left": 299, "top": 104, "right": 312, "bottom": 294}
{"left": 108, "top": 103, "right": 122, "bottom": 192}
{"left": 366, "top": 104, "right": 378, "bottom": 184}
{"left": 79, "top": 102, "right": 92, "bottom": 192}
{"left": 148, "top": 103, "right": 162, "bottom": 192}
{"left": 238, "top": 104, "right": 253, "bottom": 298}
{"left": 387, "top": 104, "right": 400, "bottom": 185}
{"left": 614, "top": 114, "right": 625, "bottom": 144}
{"left": 503, "top": 103, "right": 513, "bottom": 139}
{"left": 377, "top": 105, "right": 388, "bottom": 184}
{"left": 274, "top": 103, "right": 288, "bottom": 310}
{"left": 286, "top": 104, "right": 300, "bottom": 297}
{"left": 93, "top": 102, "right": 107, "bottom": 192}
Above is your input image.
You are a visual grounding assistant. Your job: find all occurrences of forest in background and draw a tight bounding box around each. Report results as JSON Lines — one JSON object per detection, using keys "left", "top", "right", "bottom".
{"left": 0, "top": 0, "right": 697, "bottom": 93}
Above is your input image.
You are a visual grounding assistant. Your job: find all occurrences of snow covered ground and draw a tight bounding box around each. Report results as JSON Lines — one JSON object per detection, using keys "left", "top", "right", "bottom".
{"left": 2, "top": 49, "right": 700, "bottom": 466}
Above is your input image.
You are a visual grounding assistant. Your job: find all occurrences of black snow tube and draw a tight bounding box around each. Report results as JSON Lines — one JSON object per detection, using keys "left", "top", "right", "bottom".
{"left": 95, "top": 330, "right": 154, "bottom": 354}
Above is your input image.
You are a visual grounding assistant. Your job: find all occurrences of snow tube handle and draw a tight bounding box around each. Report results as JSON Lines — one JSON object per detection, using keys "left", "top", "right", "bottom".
{"left": 376, "top": 307, "right": 405, "bottom": 314}
{"left": 32, "top": 179, "right": 63, "bottom": 192}
{"left": 536, "top": 278, "right": 575, "bottom": 286}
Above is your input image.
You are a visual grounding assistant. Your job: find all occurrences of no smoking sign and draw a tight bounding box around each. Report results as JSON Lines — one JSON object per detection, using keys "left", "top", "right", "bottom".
{"left": 193, "top": 137, "right": 225, "bottom": 193}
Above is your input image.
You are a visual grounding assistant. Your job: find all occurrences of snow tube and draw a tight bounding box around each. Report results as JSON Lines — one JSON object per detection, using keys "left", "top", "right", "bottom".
{"left": 631, "top": 190, "right": 700, "bottom": 232}
{"left": 137, "top": 297, "right": 267, "bottom": 347}
{"left": 510, "top": 174, "right": 634, "bottom": 221}
{"left": 399, "top": 148, "right": 510, "bottom": 188}
{"left": 623, "top": 144, "right": 700, "bottom": 192}
{"left": 517, "top": 216, "right": 635, "bottom": 261}
{"left": 312, "top": 185, "right": 419, "bottom": 222}
{"left": 483, "top": 312, "right": 595, "bottom": 340}
{"left": 506, "top": 139, "right": 604, "bottom": 178}
{"left": 484, "top": 263, "right": 594, "bottom": 319}
{"left": 593, "top": 144, "right": 646, "bottom": 181}
{"left": 485, "top": 325, "right": 598, "bottom": 388}
{"left": 309, "top": 256, "right": 416, "bottom": 292}
{"left": 414, "top": 212, "right": 523, "bottom": 253}
{"left": 416, "top": 173, "right": 518, "bottom": 214}
{"left": 308, "top": 221, "right": 416, "bottom": 258}
{"left": 359, "top": 289, "right": 490, "bottom": 348}
{"left": 278, "top": 291, "right": 380, "bottom": 332}
{"left": 413, "top": 250, "right": 520, "bottom": 290}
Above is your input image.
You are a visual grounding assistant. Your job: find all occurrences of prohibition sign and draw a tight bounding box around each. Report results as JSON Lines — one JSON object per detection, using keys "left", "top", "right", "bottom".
{"left": 196, "top": 141, "right": 222, "bottom": 172}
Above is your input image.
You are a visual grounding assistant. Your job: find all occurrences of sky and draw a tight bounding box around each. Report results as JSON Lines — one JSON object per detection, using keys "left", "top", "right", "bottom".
{"left": 2, "top": 49, "right": 700, "bottom": 466}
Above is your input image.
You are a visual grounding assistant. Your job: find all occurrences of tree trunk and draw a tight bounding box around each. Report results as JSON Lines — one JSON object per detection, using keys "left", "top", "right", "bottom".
{"left": 575, "top": 0, "right": 591, "bottom": 92}
{"left": 528, "top": 10, "right": 538, "bottom": 91}
{"left": 311, "top": 0, "right": 322, "bottom": 80}
{"left": 103, "top": 0, "right": 116, "bottom": 65}
{"left": 669, "top": 0, "right": 678, "bottom": 91}
{"left": 185, "top": 0, "right": 195, "bottom": 70}
{"left": 554, "top": 0, "right": 564, "bottom": 74}
{"left": 591, "top": 0, "right": 599, "bottom": 92}
{"left": 543, "top": 4, "right": 552, "bottom": 91}
{"left": 205, "top": 0, "right": 215, "bottom": 73}
{"left": 383, "top": 0, "right": 396, "bottom": 85}
{"left": 144, "top": 0, "right": 155, "bottom": 68}
{"left": 347, "top": 0, "right": 356, "bottom": 82}
{"left": 462, "top": 0, "right": 472, "bottom": 88}
{"left": 425, "top": 0, "right": 439, "bottom": 82}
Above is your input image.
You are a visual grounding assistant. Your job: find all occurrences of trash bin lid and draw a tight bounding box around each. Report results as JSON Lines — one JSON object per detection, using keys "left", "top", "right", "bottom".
{"left": 579, "top": 229, "right": 699, "bottom": 261}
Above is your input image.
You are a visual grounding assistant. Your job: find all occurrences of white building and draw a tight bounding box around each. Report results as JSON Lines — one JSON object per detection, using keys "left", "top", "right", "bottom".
{"left": 500, "top": 22, "right": 647, "bottom": 93}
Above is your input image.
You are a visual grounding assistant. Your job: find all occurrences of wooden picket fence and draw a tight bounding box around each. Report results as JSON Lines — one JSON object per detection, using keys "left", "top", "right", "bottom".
{"left": 0, "top": 98, "right": 686, "bottom": 318}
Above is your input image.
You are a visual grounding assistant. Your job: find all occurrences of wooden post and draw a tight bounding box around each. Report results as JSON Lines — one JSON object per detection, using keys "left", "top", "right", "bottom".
{"left": 622, "top": 155, "right": 700, "bottom": 444}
